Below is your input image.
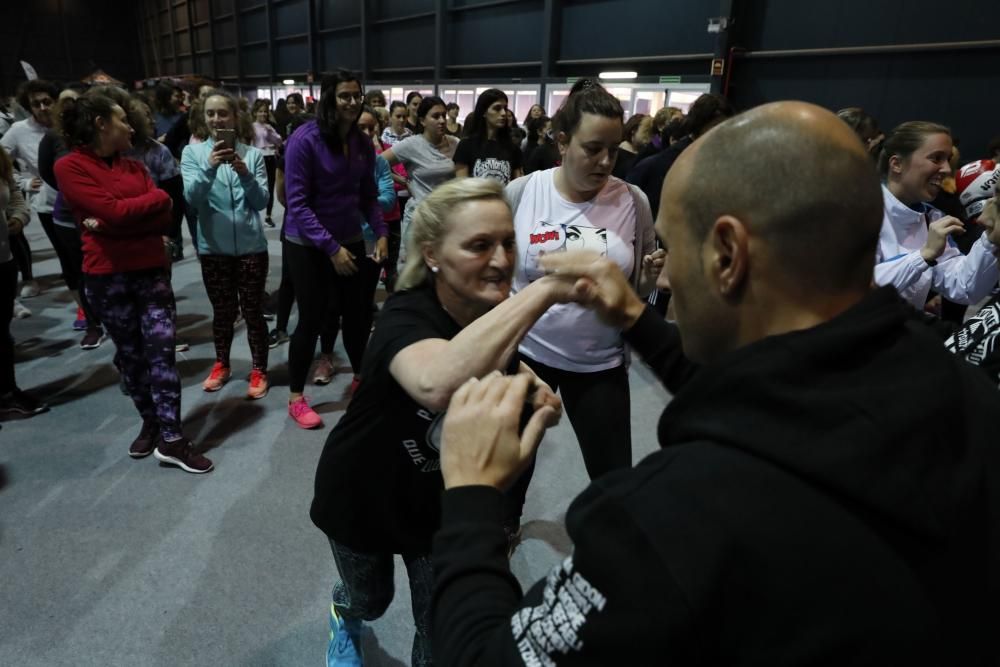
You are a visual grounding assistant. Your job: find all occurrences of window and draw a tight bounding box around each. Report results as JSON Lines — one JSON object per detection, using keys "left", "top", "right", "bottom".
{"left": 666, "top": 90, "right": 702, "bottom": 114}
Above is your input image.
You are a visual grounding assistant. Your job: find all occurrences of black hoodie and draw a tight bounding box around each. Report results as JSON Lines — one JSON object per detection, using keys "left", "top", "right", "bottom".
{"left": 432, "top": 287, "right": 1000, "bottom": 665}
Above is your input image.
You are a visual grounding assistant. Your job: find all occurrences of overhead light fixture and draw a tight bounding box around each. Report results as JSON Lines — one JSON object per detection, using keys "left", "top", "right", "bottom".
{"left": 282, "top": 79, "right": 295, "bottom": 85}
{"left": 599, "top": 71, "right": 638, "bottom": 80}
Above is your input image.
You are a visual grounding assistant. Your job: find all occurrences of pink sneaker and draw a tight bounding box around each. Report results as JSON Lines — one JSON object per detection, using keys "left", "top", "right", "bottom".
{"left": 289, "top": 396, "right": 323, "bottom": 429}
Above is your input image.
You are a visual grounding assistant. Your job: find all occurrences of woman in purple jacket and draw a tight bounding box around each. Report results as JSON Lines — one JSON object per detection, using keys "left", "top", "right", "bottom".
{"left": 283, "top": 71, "right": 388, "bottom": 429}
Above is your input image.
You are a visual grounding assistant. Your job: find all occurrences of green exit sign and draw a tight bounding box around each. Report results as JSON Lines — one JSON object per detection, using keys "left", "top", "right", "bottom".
{"left": 659, "top": 76, "right": 682, "bottom": 84}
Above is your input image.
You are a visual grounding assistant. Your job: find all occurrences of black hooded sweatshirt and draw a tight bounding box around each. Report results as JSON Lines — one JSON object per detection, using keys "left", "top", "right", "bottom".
{"left": 432, "top": 287, "right": 1000, "bottom": 665}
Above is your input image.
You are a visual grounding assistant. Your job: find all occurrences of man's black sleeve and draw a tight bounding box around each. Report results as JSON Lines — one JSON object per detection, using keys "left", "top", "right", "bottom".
{"left": 624, "top": 305, "right": 700, "bottom": 394}
{"left": 432, "top": 480, "right": 698, "bottom": 665}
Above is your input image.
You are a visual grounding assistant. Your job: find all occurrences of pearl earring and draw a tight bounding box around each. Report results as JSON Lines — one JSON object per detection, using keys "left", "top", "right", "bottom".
{"left": 430, "top": 266, "right": 439, "bottom": 274}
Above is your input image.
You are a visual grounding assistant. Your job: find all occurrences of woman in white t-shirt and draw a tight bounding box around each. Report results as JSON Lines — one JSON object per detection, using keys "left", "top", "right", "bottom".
{"left": 382, "top": 96, "right": 459, "bottom": 264}
{"left": 505, "top": 79, "right": 662, "bottom": 519}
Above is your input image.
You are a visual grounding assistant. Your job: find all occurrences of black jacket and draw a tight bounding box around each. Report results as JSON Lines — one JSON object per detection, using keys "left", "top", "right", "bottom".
{"left": 432, "top": 287, "right": 1000, "bottom": 665}
{"left": 626, "top": 135, "right": 692, "bottom": 219}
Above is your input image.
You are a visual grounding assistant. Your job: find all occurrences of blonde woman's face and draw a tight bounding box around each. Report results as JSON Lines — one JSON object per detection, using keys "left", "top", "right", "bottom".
{"left": 429, "top": 199, "right": 516, "bottom": 309}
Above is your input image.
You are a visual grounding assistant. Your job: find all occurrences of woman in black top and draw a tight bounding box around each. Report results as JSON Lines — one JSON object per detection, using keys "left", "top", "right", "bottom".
{"left": 453, "top": 89, "right": 523, "bottom": 185}
{"left": 524, "top": 115, "right": 560, "bottom": 173}
{"left": 522, "top": 114, "right": 550, "bottom": 167}
{"left": 310, "top": 178, "right": 576, "bottom": 666}
{"left": 445, "top": 102, "right": 463, "bottom": 137}
{"left": 405, "top": 91, "right": 423, "bottom": 134}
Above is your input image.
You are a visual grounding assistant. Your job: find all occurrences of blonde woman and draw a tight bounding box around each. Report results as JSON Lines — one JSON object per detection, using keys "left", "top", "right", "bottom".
{"left": 309, "top": 178, "right": 577, "bottom": 665}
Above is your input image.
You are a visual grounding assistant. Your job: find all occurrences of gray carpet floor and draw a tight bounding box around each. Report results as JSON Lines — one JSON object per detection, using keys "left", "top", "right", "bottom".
{"left": 0, "top": 205, "right": 671, "bottom": 666}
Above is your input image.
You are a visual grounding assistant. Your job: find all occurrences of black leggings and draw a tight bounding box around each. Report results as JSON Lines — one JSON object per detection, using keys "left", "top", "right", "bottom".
{"left": 383, "top": 218, "right": 402, "bottom": 292}
{"left": 51, "top": 223, "right": 101, "bottom": 327}
{"left": 9, "top": 232, "right": 32, "bottom": 281}
{"left": 506, "top": 356, "right": 633, "bottom": 522}
{"left": 285, "top": 239, "right": 375, "bottom": 392}
{"left": 319, "top": 253, "right": 382, "bottom": 355}
{"left": 275, "top": 230, "right": 296, "bottom": 332}
{"left": 264, "top": 155, "right": 277, "bottom": 217}
{"left": 0, "top": 260, "right": 17, "bottom": 394}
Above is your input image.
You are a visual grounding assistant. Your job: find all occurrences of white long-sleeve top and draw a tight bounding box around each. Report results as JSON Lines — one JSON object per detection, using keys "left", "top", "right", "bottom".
{"left": 874, "top": 185, "right": 999, "bottom": 308}
{"left": 0, "top": 117, "right": 55, "bottom": 213}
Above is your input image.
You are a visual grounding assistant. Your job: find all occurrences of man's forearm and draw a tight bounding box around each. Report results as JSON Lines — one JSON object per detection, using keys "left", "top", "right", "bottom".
{"left": 432, "top": 486, "right": 524, "bottom": 666}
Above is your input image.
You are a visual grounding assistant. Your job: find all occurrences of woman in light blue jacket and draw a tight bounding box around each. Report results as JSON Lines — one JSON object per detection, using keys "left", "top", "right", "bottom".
{"left": 181, "top": 89, "right": 271, "bottom": 399}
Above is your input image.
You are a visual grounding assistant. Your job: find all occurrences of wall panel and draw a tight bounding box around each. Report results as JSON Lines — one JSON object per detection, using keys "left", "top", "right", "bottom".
{"left": 319, "top": 0, "right": 361, "bottom": 28}
{"left": 274, "top": 0, "right": 310, "bottom": 35}
{"left": 449, "top": 5, "right": 544, "bottom": 66}
{"left": 276, "top": 41, "right": 311, "bottom": 74}
{"left": 559, "top": 0, "right": 715, "bottom": 60}
{"left": 240, "top": 9, "right": 269, "bottom": 43}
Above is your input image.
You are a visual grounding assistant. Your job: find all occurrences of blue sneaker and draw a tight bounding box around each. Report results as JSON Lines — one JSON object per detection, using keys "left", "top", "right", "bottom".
{"left": 327, "top": 603, "right": 363, "bottom": 667}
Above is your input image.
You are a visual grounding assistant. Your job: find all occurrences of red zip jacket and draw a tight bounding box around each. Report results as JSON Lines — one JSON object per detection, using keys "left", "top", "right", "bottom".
{"left": 54, "top": 147, "right": 172, "bottom": 275}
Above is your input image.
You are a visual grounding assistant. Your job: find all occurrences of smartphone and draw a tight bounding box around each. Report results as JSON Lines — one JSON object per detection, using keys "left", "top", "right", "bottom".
{"left": 215, "top": 129, "right": 237, "bottom": 160}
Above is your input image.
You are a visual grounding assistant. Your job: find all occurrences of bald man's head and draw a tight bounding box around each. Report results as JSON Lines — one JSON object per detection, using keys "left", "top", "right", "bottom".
{"left": 666, "top": 102, "right": 883, "bottom": 293}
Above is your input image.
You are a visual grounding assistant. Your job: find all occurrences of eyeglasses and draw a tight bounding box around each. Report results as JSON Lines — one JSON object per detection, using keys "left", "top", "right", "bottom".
{"left": 336, "top": 93, "right": 365, "bottom": 103}
{"left": 30, "top": 98, "right": 54, "bottom": 109}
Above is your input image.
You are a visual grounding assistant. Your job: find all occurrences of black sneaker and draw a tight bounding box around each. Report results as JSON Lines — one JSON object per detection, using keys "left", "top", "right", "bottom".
{"left": 265, "top": 215, "right": 275, "bottom": 228}
{"left": 0, "top": 389, "right": 50, "bottom": 417}
{"left": 267, "top": 328, "right": 289, "bottom": 349}
{"left": 153, "top": 437, "right": 214, "bottom": 474}
{"left": 129, "top": 419, "right": 159, "bottom": 459}
{"left": 80, "top": 329, "right": 105, "bottom": 350}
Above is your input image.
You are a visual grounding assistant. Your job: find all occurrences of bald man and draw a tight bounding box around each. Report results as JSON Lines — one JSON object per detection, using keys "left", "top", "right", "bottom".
{"left": 431, "top": 103, "right": 999, "bottom": 665}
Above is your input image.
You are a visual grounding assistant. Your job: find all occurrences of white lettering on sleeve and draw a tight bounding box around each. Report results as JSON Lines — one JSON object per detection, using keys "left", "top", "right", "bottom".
{"left": 509, "top": 556, "right": 608, "bottom": 664}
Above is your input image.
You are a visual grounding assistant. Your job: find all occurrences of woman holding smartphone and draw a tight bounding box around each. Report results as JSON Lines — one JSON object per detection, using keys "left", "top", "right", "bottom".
{"left": 282, "top": 71, "right": 388, "bottom": 429}
{"left": 181, "top": 90, "right": 271, "bottom": 399}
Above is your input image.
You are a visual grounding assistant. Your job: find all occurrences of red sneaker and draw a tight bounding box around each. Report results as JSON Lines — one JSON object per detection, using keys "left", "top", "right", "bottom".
{"left": 247, "top": 369, "right": 269, "bottom": 400}
{"left": 202, "top": 362, "right": 231, "bottom": 392}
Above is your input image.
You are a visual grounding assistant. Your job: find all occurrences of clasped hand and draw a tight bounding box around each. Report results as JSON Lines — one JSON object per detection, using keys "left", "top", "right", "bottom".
{"left": 539, "top": 250, "right": 647, "bottom": 328}
{"left": 441, "top": 370, "right": 562, "bottom": 490}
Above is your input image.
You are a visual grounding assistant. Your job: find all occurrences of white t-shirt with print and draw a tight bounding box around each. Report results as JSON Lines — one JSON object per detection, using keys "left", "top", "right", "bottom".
{"left": 511, "top": 169, "right": 637, "bottom": 372}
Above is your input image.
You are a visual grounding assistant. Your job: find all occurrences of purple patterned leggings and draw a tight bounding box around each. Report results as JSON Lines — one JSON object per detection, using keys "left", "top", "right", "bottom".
{"left": 84, "top": 268, "right": 182, "bottom": 440}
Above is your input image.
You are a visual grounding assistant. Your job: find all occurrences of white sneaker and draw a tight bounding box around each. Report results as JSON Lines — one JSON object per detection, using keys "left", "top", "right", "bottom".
{"left": 20, "top": 281, "right": 40, "bottom": 299}
{"left": 13, "top": 300, "right": 31, "bottom": 319}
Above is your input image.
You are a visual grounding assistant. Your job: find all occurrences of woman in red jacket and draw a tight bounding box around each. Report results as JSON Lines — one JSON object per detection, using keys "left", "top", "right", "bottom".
{"left": 55, "top": 93, "right": 212, "bottom": 474}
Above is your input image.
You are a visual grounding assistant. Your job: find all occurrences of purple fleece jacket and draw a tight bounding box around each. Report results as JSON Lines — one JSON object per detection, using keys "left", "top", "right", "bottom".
{"left": 283, "top": 120, "right": 387, "bottom": 256}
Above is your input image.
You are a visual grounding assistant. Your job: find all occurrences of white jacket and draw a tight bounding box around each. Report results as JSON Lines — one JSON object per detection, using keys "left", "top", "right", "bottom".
{"left": 874, "top": 185, "right": 998, "bottom": 308}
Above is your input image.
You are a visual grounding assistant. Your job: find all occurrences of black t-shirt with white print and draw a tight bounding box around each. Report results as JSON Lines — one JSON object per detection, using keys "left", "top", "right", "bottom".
{"left": 310, "top": 284, "right": 463, "bottom": 554}
{"left": 453, "top": 137, "right": 523, "bottom": 185}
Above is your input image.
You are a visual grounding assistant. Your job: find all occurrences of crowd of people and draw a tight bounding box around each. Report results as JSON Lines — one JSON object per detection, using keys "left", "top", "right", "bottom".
{"left": 2, "top": 70, "right": 999, "bottom": 664}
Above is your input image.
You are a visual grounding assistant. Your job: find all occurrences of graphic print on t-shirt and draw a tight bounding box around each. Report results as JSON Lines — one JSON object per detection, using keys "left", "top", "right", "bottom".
{"left": 523, "top": 220, "right": 609, "bottom": 281}
{"left": 473, "top": 157, "right": 512, "bottom": 183}
{"left": 401, "top": 407, "right": 446, "bottom": 473}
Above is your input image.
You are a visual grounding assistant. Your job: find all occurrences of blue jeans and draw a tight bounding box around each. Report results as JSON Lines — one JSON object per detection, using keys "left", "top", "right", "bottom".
{"left": 328, "top": 538, "right": 433, "bottom": 667}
